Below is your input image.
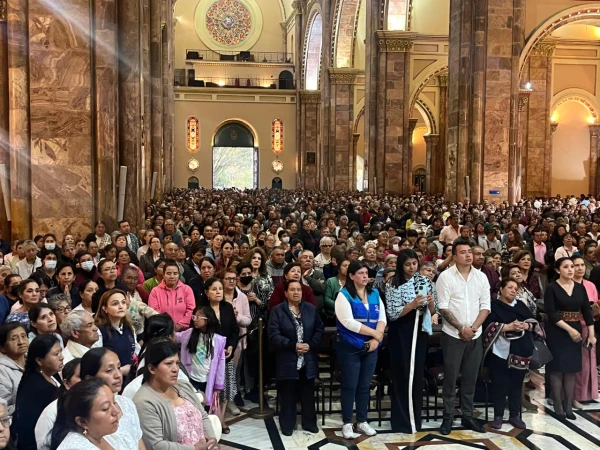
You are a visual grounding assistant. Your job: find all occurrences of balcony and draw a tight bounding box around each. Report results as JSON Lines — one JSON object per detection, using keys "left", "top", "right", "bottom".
{"left": 185, "top": 49, "right": 293, "bottom": 65}
{"left": 175, "top": 71, "right": 296, "bottom": 90}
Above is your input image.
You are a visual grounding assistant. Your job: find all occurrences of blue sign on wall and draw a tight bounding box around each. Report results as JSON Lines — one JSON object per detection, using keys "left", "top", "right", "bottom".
{"left": 489, "top": 190, "right": 501, "bottom": 195}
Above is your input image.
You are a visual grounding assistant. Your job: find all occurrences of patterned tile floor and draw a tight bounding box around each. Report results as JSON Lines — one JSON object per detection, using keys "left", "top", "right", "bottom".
{"left": 217, "top": 372, "right": 600, "bottom": 450}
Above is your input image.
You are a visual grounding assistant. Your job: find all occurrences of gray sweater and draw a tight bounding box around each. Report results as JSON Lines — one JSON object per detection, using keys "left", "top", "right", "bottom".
{"left": 133, "top": 380, "right": 216, "bottom": 450}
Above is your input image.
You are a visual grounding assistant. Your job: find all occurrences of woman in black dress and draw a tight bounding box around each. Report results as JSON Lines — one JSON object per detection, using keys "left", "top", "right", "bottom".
{"left": 384, "top": 249, "right": 437, "bottom": 433}
{"left": 544, "top": 257, "right": 596, "bottom": 419}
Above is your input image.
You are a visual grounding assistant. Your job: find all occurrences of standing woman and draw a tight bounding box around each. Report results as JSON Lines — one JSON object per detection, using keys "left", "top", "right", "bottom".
{"left": 244, "top": 248, "right": 274, "bottom": 313}
{"left": 139, "top": 237, "right": 163, "bottom": 280}
{"left": 544, "top": 257, "right": 596, "bottom": 419}
{"left": 483, "top": 277, "right": 536, "bottom": 430}
{"left": 6, "top": 280, "right": 40, "bottom": 329}
{"left": 571, "top": 255, "right": 599, "bottom": 407}
{"left": 47, "top": 264, "right": 81, "bottom": 309}
{"left": 203, "top": 278, "right": 238, "bottom": 433}
{"left": 384, "top": 249, "right": 437, "bottom": 433}
{"left": 215, "top": 240, "right": 234, "bottom": 276}
{"left": 148, "top": 261, "right": 195, "bottom": 331}
{"left": 13, "top": 335, "right": 63, "bottom": 450}
{"left": 324, "top": 259, "right": 350, "bottom": 319}
{"left": 95, "top": 289, "right": 137, "bottom": 378}
{"left": 269, "top": 280, "right": 323, "bottom": 436}
{"left": 334, "top": 261, "right": 386, "bottom": 439}
{"left": 0, "top": 323, "right": 28, "bottom": 414}
{"left": 514, "top": 250, "right": 542, "bottom": 301}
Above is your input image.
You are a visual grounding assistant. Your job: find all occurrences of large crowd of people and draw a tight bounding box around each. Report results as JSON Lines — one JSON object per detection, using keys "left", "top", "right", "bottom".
{"left": 0, "top": 188, "right": 598, "bottom": 448}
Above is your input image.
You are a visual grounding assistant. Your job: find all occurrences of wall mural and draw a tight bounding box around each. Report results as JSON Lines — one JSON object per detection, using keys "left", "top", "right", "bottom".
{"left": 206, "top": 0, "right": 252, "bottom": 46}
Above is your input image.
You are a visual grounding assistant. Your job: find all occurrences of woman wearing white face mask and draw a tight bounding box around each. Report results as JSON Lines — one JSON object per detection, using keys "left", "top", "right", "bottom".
{"left": 34, "top": 251, "right": 60, "bottom": 290}
{"left": 74, "top": 251, "right": 99, "bottom": 287}
{"left": 278, "top": 230, "right": 290, "bottom": 252}
{"left": 347, "top": 227, "right": 361, "bottom": 249}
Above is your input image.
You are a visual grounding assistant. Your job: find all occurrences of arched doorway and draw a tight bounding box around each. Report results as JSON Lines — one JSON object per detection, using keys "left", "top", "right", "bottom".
{"left": 188, "top": 176, "right": 199, "bottom": 189}
{"left": 272, "top": 177, "right": 283, "bottom": 189}
{"left": 278, "top": 71, "right": 294, "bottom": 89}
{"left": 414, "top": 168, "right": 426, "bottom": 193}
{"left": 212, "top": 121, "right": 258, "bottom": 189}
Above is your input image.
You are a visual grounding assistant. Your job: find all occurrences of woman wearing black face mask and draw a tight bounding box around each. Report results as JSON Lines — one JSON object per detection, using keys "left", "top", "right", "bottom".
{"left": 4, "top": 275, "right": 22, "bottom": 308}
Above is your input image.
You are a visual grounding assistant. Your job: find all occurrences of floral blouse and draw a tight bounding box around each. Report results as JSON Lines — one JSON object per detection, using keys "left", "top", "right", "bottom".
{"left": 174, "top": 398, "right": 205, "bottom": 445}
{"left": 385, "top": 273, "right": 438, "bottom": 334}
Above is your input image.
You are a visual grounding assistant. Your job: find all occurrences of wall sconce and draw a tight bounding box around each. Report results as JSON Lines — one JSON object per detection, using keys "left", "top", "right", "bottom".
{"left": 518, "top": 89, "right": 531, "bottom": 112}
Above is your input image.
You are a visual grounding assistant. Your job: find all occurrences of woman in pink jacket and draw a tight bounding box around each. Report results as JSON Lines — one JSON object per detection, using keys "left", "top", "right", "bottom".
{"left": 148, "top": 260, "right": 195, "bottom": 331}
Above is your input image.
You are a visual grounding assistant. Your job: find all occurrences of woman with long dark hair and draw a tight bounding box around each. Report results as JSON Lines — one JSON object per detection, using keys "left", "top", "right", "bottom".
{"left": 0, "top": 323, "right": 28, "bottom": 414}
{"left": 384, "top": 249, "right": 437, "bottom": 433}
{"left": 177, "top": 305, "right": 226, "bottom": 410}
{"left": 13, "top": 335, "right": 63, "bottom": 450}
{"left": 334, "top": 261, "right": 386, "bottom": 439}
{"left": 544, "top": 257, "right": 596, "bottom": 419}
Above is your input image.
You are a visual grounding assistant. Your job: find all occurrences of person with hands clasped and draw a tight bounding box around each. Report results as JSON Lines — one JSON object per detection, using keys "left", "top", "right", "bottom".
{"left": 334, "top": 261, "right": 387, "bottom": 440}
{"left": 384, "top": 249, "right": 438, "bottom": 434}
{"left": 436, "top": 240, "right": 491, "bottom": 436}
{"left": 544, "top": 257, "right": 596, "bottom": 420}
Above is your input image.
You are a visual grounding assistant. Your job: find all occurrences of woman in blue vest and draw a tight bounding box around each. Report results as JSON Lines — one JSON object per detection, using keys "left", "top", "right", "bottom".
{"left": 334, "top": 260, "right": 386, "bottom": 440}
{"left": 385, "top": 249, "right": 437, "bottom": 434}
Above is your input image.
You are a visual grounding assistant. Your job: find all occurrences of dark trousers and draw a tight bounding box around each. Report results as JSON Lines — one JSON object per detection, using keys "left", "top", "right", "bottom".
{"left": 337, "top": 338, "right": 378, "bottom": 424}
{"left": 441, "top": 333, "right": 483, "bottom": 419}
{"left": 277, "top": 369, "right": 316, "bottom": 433}
{"left": 488, "top": 354, "right": 526, "bottom": 418}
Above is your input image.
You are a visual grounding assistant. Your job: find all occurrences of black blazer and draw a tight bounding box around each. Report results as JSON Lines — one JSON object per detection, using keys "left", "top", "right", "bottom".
{"left": 13, "top": 371, "right": 61, "bottom": 450}
{"left": 268, "top": 300, "right": 324, "bottom": 381}
{"left": 140, "top": 251, "right": 164, "bottom": 280}
{"left": 215, "top": 301, "right": 239, "bottom": 361}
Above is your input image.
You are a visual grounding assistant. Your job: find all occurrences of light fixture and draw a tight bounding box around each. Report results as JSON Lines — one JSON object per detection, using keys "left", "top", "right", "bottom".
{"left": 187, "top": 159, "right": 200, "bottom": 172}
{"left": 271, "top": 160, "right": 284, "bottom": 173}
{"left": 524, "top": 82, "right": 532, "bottom": 90}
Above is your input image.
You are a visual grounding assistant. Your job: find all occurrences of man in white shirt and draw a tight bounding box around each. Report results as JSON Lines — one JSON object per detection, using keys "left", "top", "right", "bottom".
{"left": 436, "top": 240, "right": 491, "bottom": 435}
{"left": 439, "top": 215, "right": 460, "bottom": 244}
{"left": 60, "top": 310, "right": 100, "bottom": 364}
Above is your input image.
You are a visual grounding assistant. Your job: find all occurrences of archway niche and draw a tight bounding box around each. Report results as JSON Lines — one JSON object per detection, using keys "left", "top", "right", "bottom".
{"left": 212, "top": 121, "right": 258, "bottom": 189}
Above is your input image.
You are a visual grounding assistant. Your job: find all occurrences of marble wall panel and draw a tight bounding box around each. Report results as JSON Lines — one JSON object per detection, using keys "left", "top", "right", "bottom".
{"left": 0, "top": 20, "right": 9, "bottom": 238}
{"left": 28, "top": 0, "right": 93, "bottom": 240}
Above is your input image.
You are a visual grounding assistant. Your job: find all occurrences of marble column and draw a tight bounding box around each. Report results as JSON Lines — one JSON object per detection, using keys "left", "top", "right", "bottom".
{"left": 94, "top": 0, "right": 118, "bottom": 232}
{"left": 29, "top": 0, "right": 94, "bottom": 237}
{"left": 7, "top": 0, "right": 31, "bottom": 238}
{"left": 407, "top": 118, "right": 418, "bottom": 193}
{"left": 293, "top": 1, "right": 305, "bottom": 187}
{"left": 363, "top": 0, "right": 380, "bottom": 192}
{"left": 517, "top": 89, "right": 529, "bottom": 201}
{"left": 299, "top": 91, "right": 320, "bottom": 189}
{"left": 424, "top": 134, "right": 440, "bottom": 194}
{"left": 118, "top": 0, "right": 143, "bottom": 229}
{"left": 590, "top": 125, "right": 600, "bottom": 197}
{"left": 375, "top": 30, "right": 413, "bottom": 194}
{"left": 524, "top": 42, "right": 554, "bottom": 198}
{"left": 437, "top": 75, "right": 447, "bottom": 195}
{"left": 447, "top": 0, "right": 524, "bottom": 202}
{"left": 142, "top": 0, "right": 151, "bottom": 202}
{"left": 327, "top": 68, "right": 358, "bottom": 190}
{"left": 0, "top": 4, "right": 9, "bottom": 238}
{"left": 319, "top": 0, "right": 332, "bottom": 190}
{"left": 162, "top": 0, "right": 174, "bottom": 192}
{"left": 352, "top": 133, "right": 360, "bottom": 190}
{"left": 150, "top": 0, "right": 163, "bottom": 200}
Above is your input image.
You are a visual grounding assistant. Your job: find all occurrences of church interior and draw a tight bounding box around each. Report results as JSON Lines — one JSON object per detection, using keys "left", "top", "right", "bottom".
{"left": 1, "top": 1, "right": 600, "bottom": 449}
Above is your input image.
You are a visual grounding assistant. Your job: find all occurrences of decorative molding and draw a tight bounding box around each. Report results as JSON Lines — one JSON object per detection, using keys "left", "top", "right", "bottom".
{"left": 589, "top": 124, "right": 600, "bottom": 137}
{"left": 376, "top": 30, "right": 415, "bottom": 52}
{"left": 531, "top": 41, "right": 556, "bottom": 57}
{"left": 423, "top": 134, "right": 440, "bottom": 145}
{"left": 300, "top": 90, "right": 321, "bottom": 103}
{"left": 0, "top": 0, "right": 6, "bottom": 22}
{"left": 438, "top": 75, "right": 447, "bottom": 87}
{"left": 519, "top": 89, "right": 531, "bottom": 112}
{"left": 415, "top": 99, "right": 437, "bottom": 134}
{"left": 551, "top": 122, "right": 559, "bottom": 135}
{"left": 353, "top": 133, "right": 361, "bottom": 144}
{"left": 328, "top": 68, "right": 360, "bottom": 84}
{"left": 292, "top": 0, "right": 306, "bottom": 14}
{"left": 552, "top": 94, "right": 598, "bottom": 122}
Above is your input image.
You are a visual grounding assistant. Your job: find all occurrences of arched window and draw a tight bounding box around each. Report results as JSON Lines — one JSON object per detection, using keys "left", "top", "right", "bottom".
{"left": 272, "top": 119, "right": 283, "bottom": 155}
{"left": 187, "top": 117, "right": 200, "bottom": 152}
{"left": 188, "top": 176, "right": 199, "bottom": 189}
{"left": 212, "top": 121, "right": 258, "bottom": 189}
{"left": 304, "top": 12, "right": 323, "bottom": 90}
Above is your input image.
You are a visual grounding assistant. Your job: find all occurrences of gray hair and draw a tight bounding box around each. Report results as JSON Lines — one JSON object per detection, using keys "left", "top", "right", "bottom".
{"left": 320, "top": 236, "right": 333, "bottom": 246}
{"left": 48, "top": 294, "right": 72, "bottom": 311}
{"left": 22, "top": 240, "right": 37, "bottom": 250}
{"left": 59, "top": 310, "right": 90, "bottom": 339}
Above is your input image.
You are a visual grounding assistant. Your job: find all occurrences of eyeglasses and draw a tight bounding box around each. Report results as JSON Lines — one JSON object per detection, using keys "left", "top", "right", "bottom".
{"left": 191, "top": 315, "right": 208, "bottom": 321}
{"left": 224, "top": 277, "right": 237, "bottom": 282}
{"left": 0, "top": 416, "right": 11, "bottom": 428}
{"left": 321, "top": 244, "right": 332, "bottom": 248}
{"left": 56, "top": 306, "right": 72, "bottom": 313}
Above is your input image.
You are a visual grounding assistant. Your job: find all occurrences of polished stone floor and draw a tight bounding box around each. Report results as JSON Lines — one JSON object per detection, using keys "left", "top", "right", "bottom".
{"left": 218, "top": 371, "right": 600, "bottom": 450}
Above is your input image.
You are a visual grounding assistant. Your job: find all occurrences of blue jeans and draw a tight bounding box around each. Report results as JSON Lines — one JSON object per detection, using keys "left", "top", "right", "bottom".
{"left": 336, "top": 338, "right": 378, "bottom": 423}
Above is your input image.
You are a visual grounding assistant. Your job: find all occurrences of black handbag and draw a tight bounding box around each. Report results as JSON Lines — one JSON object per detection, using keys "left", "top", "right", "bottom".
{"left": 530, "top": 335, "right": 553, "bottom": 369}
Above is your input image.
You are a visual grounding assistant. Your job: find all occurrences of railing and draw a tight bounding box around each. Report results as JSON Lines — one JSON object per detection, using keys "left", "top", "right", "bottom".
{"left": 185, "top": 49, "right": 293, "bottom": 64}
{"left": 175, "top": 72, "right": 296, "bottom": 90}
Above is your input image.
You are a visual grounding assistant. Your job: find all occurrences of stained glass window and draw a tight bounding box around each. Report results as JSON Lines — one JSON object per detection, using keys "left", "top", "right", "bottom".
{"left": 187, "top": 117, "right": 200, "bottom": 152}
{"left": 272, "top": 119, "right": 283, "bottom": 155}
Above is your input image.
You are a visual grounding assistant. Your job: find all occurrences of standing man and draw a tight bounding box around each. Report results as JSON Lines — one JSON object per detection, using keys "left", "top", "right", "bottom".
{"left": 119, "top": 220, "right": 140, "bottom": 254}
{"left": 436, "top": 240, "right": 491, "bottom": 435}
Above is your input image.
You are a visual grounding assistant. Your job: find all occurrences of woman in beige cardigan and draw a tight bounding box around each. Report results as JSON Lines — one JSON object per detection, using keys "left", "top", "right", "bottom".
{"left": 133, "top": 338, "right": 217, "bottom": 450}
